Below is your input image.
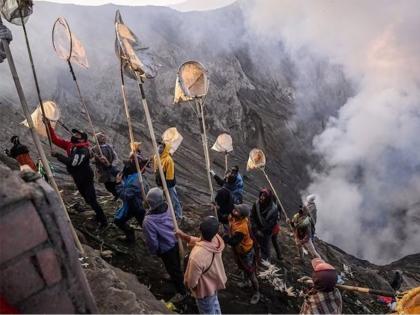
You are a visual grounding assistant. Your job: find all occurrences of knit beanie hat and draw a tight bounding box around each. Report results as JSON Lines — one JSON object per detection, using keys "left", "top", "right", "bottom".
{"left": 146, "top": 187, "right": 165, "bottom": 210}
{"left": 311, "top": 258, "right": 335, "bottom": 272}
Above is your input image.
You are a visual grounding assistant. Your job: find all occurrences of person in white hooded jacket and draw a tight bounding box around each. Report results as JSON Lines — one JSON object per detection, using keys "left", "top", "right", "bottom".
{"left": 305, "top": 194, "right": 317, "bottom": 226}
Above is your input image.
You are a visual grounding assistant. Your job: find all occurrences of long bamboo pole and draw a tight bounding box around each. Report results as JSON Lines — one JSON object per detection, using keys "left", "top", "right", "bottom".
{"left": 119, "top": 62, "right": 147, "bottom": 200}
{"left": 261, "top": 168, "right": 289, "bottom": 221}
{"left": 1, "top": 17, "right": 84, "bottom": 254}
{"left": 136, "top": 79, "right": 184, "bottom": 256}
{"left": 196, "top": 99, "right": 214, "bottom": 202}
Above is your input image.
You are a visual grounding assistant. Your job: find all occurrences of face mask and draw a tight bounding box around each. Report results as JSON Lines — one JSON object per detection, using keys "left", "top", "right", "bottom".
{"left": 158, "top": 144, "right": 164, "bottom": 155}
{"left": 71, "top": 136, "right": 80, "bottom": 144}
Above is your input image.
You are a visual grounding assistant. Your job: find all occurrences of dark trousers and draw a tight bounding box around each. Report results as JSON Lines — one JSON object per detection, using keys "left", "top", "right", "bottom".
{"left": 114, "top": 201, "right": 145, "bottom": 240}
{"left": 104, "top": 181, "right": 118, "bottom": 198}
{"left": 256, "top": 232, "right": 282, "bottom": 261}
{"left": 159, "top": 245, "right": 186, "bottom": 295}
{"left": 74, "top": 175, "right": 107, "bottom": 224}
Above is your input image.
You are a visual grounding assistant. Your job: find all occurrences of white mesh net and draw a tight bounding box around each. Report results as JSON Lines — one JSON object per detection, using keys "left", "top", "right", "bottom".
{"left": 0, "top": 0, "right": 33, "bottom": 25}
{"left": 247, "top": 148, "right": 266, "bottom": 171}
{"left": 211, "top": 133, "right": 233, "bottom": 153}
{"left": 22, "top": 101, "right": 60, "bottom": 138}
{"left": 174, "top": 61, "right": 209, "bottom": 103}
{"left": 52, "top": 17, "right": 88, "bottom": 68}
{"left": 162, "top": 127, "right": 183, "bottom": 154}
{"left": 115, "top": 10, "right": 157, "bottom": 80}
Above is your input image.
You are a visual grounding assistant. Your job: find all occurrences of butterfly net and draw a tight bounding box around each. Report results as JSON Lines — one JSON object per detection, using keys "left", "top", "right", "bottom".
{"left": 162, "top": 127, "right": 183, "bottom": 154}
{"left": 247, "top": 148, "right": 266, "bottom": 171}
{"left": 0, "top": 0, "right": 33, "bottom": 25}
{"left": 211, "top": 133, "right": 233, "bottom": 153}
{"left": 22, "top": 101, "right": 60, "bottom": 138}
{"left": 174, "top": 61, "right": 209, "bottom": 104}
{"left": 52, "top": 17, "right": 88, "bottom": 68}
{"left": 115, "top": 10, "right": 157, "bottom": 80}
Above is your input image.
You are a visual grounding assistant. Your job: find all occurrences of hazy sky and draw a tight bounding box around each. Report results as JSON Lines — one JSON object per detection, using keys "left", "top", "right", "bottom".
{"left": 34, "top": 0, "right": 237, "bottom": 11}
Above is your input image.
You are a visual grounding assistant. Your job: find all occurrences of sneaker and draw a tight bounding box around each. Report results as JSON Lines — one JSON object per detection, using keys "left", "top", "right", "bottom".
{"left": 250, "top": 292, "right": 261, "bottom": 305}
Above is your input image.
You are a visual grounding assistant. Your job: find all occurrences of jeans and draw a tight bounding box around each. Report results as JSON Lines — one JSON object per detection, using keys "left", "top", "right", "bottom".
{"left": 196, "top": 293, "right": 221, "bottom": 315}
{"left": 168, "top": 186, "right": 183, "bottom": 219}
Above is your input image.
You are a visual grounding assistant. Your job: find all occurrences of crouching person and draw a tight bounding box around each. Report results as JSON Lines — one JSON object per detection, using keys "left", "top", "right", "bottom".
{"left": 114, "top": 160, "right": 146, "bottom": 243}
{"left": 300, "top": 258, "right": 342, "bottom": 314}
{"left": 143, "top": 188, "right": 187, "bottom": 301}
{"left": 223, "top": 204, "right": 260, "bottom": 304}
{"left": 177, "top": 216, "right": 227, "bottom": 314}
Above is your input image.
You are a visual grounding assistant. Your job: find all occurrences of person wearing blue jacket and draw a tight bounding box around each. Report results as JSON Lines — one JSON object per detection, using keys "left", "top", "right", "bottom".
{"left": 143, "top": 187, "right": 187, "bottom": 301}
{"left": 114, "top": 160, "right": 146, "bottom": 243}
{"left": 211, "top": 165, "right": 244, "bottom": 204}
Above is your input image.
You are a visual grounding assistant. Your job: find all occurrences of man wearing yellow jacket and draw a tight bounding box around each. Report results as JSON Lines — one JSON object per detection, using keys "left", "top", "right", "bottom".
{"left": 154, "top": 142, "right": 183, "bottom": 219}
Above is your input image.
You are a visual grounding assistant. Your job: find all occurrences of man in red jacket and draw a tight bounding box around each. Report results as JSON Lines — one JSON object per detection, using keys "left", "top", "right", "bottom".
{"left": 46, "top": 120, "right": 107, "bottom": 227}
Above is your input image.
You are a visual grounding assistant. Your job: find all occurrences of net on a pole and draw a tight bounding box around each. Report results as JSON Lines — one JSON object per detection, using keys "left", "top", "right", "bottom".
{"left": 0, "top": 0, "right": 33, "bottom": 25}
{"left": 211, "top": 133, "right": 233, "bottom": 153}
{"left": 22, "top": 101, "right": 60, "bottom": 138}
{"left": 247, "top": 148, "right": 266, "bottom": 171}
{"left": 115, "top": 10, "right": 157, "bottom": 80}
{"left": 174, "top": 61, "right": 209, "bottom": 104}
{"left": 52, "top": 17, "right": 88, "bottom": 68}
{"left": 162, "top": 127, "right": 183, "bottom": 154}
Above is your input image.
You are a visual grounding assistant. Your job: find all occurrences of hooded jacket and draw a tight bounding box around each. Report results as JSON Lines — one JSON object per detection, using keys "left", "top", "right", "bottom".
{"left": 48, "top": 124, "right": 93, "bottom": 179}
{"left": 184, "top": 234, "right": 227, "bottom": 299}
{"left": 251, "top": 189, "right": 279, "bottom": 234}
{"left": 153, "top": 143, "right": 176, "bottom": 188}
{"left": 115, "top": 172, "right": 144, "bottom": 221}
{"left": 214, "top": 172, "right": 244, "bottom": 204}
{"left": 142, "top": 204, "right": 176, "bottom": 255}
{"left": 227, "top": 215, "right": 254, "bottom": 255}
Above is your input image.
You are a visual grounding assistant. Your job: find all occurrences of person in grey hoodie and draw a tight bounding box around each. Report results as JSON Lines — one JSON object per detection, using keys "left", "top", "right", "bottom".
{"left": 142, "top": 187, "right": 187, "bottom": 300}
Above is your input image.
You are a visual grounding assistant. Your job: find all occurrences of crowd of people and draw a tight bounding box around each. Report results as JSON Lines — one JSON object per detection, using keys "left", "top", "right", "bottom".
{"left": 2, "top": 21, "right": 343, "bottom": 315}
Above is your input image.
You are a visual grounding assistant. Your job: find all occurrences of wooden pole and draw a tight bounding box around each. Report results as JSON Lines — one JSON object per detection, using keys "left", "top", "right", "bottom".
{"left": 136, "top": 79, "right": 184, "bottom": 256}
{"left": 1, "top": 16, "right": 84, "bottom": 254}
{"left": 224, "top": 151, "right": 228, "bottom": 173}
{"left": 261, "top": 168, "right": 289, "bottom": 221}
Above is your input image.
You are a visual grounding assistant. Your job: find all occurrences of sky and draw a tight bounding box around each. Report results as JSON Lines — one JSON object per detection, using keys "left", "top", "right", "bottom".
{"left": 34, "top": 0, "right": 237, "bottom": 11}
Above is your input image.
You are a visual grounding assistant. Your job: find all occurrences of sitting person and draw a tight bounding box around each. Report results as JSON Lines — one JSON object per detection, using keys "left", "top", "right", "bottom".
{"left": 300, "top": 258, "right": 342, "bottom": 314}
{"left": 114, "top": 159, "right": 146, "bottom": 243}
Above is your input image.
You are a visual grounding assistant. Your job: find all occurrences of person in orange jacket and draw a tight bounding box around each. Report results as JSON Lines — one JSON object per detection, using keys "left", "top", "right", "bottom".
{"left": 6, "top": 136, "right": 36, "bottom": 171}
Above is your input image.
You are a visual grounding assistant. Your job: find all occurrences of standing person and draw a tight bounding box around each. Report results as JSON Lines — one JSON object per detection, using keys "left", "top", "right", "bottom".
{"left": 210, "top": 166, "right": 244, "bottom": 204}
{"left": 46, "top": 121, "right": 108, "bottom": 227}
{"left": 223, "top": 204, "right": 260, "bottom": 304}
{"left": 177, "top": 216, "right": 227, "bottom": 314}
{"left": 305, "top": 194, "right": 318, "bottom": 226}
{"left": 114, "top": 160, "right": 146, "bottom": 243}
{"left": 290, "top": 206, "right": 320, "bottom": 260}
{"left": 142, "top": 187, "right": 187, "bottom": 301}
{"left": 214, "top": 187, "right": 235, "bottom": 231}
{"left": 251, "top": 188, "right": 282, "bottom": 262}
{"left": 154, "top": 141, "right": 183, "bottom": 220}
{"left": 129, "top": 141, "right": 151, "bottom": 174}
{"left": 6, "top": 136, "right": 36, "bottom": 171}
{"left": 93, "top": 132, "right": 119, "bottom": 199}
{"left": 300, "top": 258, "right": 342, "bottom": 314}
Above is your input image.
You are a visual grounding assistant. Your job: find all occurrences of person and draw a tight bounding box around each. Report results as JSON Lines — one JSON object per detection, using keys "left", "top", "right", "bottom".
{"left": 93, "top": 132, "right": 119, "bottom": 199}
{"left": 305, "top": 194, "right": 317, "bottom": 226}
{"left": 0, "top": 23, "right": 12, "bottom": 63}
{"left": 46, "top": 121, "right": 108, "bottom": 227}
{"left": 290, "top": 206, "right": 320, "bottom": 260}
{"left": 154, "top": 141, "right": 183, "bottom": 220}
{"left": 129, "top": 141, "right": 151, "bottom": 174}
{"left": 114, "top": 159, "right": 146, "bottom": 243}
{"left": 214, "top": 187, "right": 235, "bottom": 230}
{"left": 177, "top": 216, "right": 227, "bottom": 314}
{"left": 6, "top": 136, "right": 36, "bottom": 171}
{"left": 300, "top": 258, "right": 342, "bottom": 314}
{"left": 211, "top": 166, "right": 244, "bottom": 204}
{"left": 142, "top": 187, "right": 187, "bottom": 301}
{"left": 251, "top": 188, "right": 282, "bottom": 262}
{"left": 223, "top": 204, "right": 260, "bottom": 304}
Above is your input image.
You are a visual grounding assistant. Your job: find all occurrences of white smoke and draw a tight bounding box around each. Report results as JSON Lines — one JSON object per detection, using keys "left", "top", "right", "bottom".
{"left": 243, "top": 0, "right": 420, "bottom": 263}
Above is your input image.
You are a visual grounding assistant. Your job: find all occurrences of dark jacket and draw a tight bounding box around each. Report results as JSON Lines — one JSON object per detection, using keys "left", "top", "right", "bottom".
{"left": 251, "top": 199, "right": 279, "bottom": 234}
{"left": 114, "top": 172, "right": 145, "bottom": 221}
{"left": 215, "top": 187, "right": 235, "bottom": 224}
{"left": 213, "top": 173, "right": 244, "bottom": 204}
{"left": 94, "top": 143, "right": 118, "bottom": 183}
